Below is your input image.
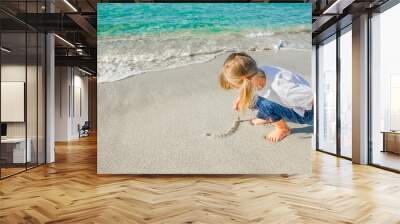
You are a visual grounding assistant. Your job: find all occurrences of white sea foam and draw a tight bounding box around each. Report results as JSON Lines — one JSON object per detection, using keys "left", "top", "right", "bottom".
{"left": 245, "top": 31, "right": 275, "bottom": 38}
{"left": 98, "top": 29, "right": 310, "bottom": 83}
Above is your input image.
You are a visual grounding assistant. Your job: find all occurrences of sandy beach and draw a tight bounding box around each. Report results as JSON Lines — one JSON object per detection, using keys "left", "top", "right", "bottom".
{"left": 98, "top": 49, "right": 312, "bottom": 174}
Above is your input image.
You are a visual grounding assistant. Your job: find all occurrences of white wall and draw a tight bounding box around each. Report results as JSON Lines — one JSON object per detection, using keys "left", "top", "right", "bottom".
{"left": 55, "top": 67, "right": 89, "bottom": 141}
{"left": 55, "top": 66, "right": 70, "bottom": 141}
{"left": 71, "top": 72, "right": 89, "bottom": 138}
{"left": 1, "top": 65, "right": 37, "bottom": 138}
{"left": 1, "top": 63, "right": 46, "bottom": 164}
{"left": 1, "top": 65, "right": 26, "bottom": 141}
{"left": 1, "top": 82, "right": 25, "bottom": 122}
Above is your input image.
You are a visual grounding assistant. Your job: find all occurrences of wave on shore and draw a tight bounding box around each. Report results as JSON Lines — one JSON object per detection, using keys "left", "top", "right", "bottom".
{"left": 98, "top": 28, "right": 310, "bottom": 83}
{"left": 97, "top": 3, "right": 311, "bottom": 83}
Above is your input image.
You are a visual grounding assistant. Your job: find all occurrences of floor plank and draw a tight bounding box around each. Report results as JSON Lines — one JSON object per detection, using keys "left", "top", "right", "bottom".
{"left": 1, "top": 134, "right": 400, "bottom": 223}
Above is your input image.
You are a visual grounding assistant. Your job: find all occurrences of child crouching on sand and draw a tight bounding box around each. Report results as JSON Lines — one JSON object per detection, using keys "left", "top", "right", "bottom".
{"left": 218, "top": 52, "right": 313, "bottom": 142}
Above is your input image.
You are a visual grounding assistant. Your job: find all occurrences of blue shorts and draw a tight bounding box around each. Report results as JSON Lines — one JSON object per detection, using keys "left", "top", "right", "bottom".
{"left": 254, "top": 96, "right": 313, "bottom": 125}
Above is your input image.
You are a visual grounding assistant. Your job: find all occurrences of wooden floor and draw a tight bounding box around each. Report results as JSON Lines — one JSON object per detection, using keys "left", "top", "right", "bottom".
{"left": 0, "top": 167, "right": 26, "bottom": 178}
{"left": 1, "top": 135, "right": 400, "bottom": 224}
{"left": 373, "top": 151, "right": 400, "bottom": 171}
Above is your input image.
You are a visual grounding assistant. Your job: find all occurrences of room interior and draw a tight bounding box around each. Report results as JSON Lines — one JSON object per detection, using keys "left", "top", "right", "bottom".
{"left": 0, "top": 0, "right": 399, "bottom": 223}
{"left": 0, "top": 30, "right": 46, "bottom": 177}
{"left": 312, "top": 0, "right": 400, "bottom": 171}
{"left": 0, "top": 0, "right": 96, "bottom": 178}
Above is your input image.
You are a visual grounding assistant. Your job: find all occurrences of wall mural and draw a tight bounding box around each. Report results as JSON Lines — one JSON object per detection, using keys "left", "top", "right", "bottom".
{"left": 97, "top": 3, "right": 313, "bottom": 174}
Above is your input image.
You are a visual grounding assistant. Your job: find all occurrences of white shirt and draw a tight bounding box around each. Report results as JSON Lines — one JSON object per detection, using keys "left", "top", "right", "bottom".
{"left": 256, "top": 66, "right": 313, "bottom": 117}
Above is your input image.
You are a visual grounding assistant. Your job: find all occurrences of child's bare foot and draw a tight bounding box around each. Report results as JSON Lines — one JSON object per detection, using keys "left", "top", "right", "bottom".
{"left": 265, "top": 120, "right": 291, "bottom": 142}
{"left": 265, "top": 127, "right": 291, "bottom": 142}
{"left": 250, "top": 118, "right": 270, "bottom": 125}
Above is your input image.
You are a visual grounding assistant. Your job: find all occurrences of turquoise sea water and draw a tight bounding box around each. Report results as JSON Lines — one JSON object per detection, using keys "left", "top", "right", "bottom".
{"left": 98, "top": 4, "right": 310, "bottom": 36}
{"left": 97, "top": 3, "right": 311, "bottom": 82}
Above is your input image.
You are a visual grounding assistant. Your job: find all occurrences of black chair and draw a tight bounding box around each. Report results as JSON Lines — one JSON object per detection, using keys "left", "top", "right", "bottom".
{"left": 79, "top": 121, "right": 90, "bottom": 138}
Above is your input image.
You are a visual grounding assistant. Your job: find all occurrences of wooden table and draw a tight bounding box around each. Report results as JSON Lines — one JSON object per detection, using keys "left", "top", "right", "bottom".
{"left": 381, "top": 131, "right": 400, "bottom": 154}
{"left": 1, "top": 138, "right": 31, "bottom": 164}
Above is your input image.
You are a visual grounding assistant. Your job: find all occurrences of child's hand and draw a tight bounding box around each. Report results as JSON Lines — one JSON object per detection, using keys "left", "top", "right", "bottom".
{"left": 233, "top": 97, "right": 240, "bottom": 111}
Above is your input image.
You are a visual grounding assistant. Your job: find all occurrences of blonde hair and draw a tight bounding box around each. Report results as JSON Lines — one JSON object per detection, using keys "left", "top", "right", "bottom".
{"left": 219, "top": 52, "right": 264, "bottom": 111}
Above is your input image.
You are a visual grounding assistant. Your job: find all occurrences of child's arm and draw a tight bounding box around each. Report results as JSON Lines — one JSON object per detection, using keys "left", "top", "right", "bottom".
{"left": 233, "top": 96, "right": 240, "bottom": 111}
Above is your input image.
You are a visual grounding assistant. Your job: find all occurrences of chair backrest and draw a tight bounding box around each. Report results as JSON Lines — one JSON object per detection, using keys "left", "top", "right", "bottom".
{"left": 82, "top": 121, "right": 90, "bottom": 129}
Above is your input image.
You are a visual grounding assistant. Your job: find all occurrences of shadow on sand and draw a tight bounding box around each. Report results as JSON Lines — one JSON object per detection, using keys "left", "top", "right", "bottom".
{"left": 291, "top": 126, "right": 313, "bottom": 138}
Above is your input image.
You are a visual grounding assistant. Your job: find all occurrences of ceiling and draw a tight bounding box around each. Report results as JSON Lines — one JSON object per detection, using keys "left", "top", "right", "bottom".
{"left": 310, "top": 0, "right": 391, "bottom": 43}
{"left": 0, "top": 0, "right": 97, "bottom": 74}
